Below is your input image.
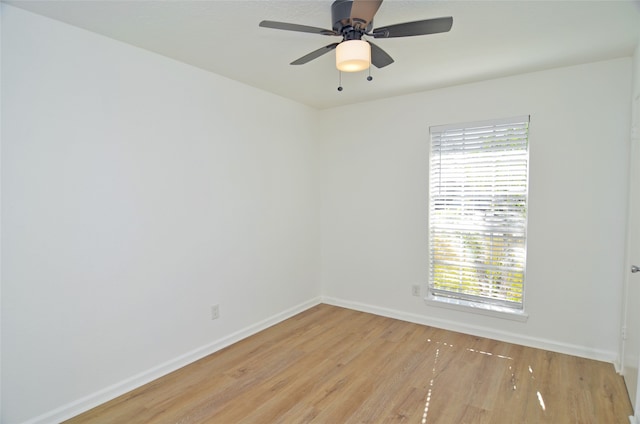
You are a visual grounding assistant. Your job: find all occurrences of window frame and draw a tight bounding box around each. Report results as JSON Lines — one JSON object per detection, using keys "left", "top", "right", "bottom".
{"left": 427, "top": 116, "right": 530, "bottom": 317}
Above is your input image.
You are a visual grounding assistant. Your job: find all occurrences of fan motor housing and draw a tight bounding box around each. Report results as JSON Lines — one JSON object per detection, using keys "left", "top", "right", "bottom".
{"left": 331, "top": 0, "right": 373, "bottom": 35}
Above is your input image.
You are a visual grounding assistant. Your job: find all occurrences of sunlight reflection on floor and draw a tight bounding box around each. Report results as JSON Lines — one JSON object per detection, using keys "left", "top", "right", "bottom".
{"left": 422, "top": 339, "right": 454, "bottom": 424}
{"left": 420, "top": 339, "right": 548, "bottom": 423}
{"left": 422, "top": 346, "right": 439, "bottom": 424}
{"left": 537, "top": 391, "right": 546, "bottom": 411}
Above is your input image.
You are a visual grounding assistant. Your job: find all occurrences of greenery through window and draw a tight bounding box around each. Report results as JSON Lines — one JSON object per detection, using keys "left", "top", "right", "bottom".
{"left": 428, "top": 116, "right": 530, "bottom": 310}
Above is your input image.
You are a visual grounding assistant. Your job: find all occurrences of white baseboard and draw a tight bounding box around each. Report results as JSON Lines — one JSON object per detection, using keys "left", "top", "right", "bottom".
{"left": 321, "top": 296, "right": 617, "bottom": 364}
{"left": 630, "top": 415, "right": 639, "bottom": 424}
{"left": 615, "top": 358, "right": 624, "bottom": 374}
{"left": 23, "top": 297, "right": 322, "bottom": 424}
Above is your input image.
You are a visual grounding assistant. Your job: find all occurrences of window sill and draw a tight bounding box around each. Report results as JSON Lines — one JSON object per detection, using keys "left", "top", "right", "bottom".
{"left": 425, "top": 295, "right": 529, "bottom": 322}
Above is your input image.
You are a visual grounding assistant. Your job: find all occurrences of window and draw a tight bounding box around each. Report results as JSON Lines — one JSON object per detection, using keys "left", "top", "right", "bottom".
{"left": 428, "top": 116, "right": 530, "bottom": 312}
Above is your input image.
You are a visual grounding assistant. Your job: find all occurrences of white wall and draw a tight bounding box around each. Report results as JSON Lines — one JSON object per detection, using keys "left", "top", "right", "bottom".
{"left": 0, "top": 5, "right": 4, "bottom": 423}
{"left": 319, "top": 58, "right": 632, "bottom": 362}
{"left": 1, "top": 5, "right": 320, "bottom": 423}
{"left": 635, "top": 35, "right": 640, "bottom": 103}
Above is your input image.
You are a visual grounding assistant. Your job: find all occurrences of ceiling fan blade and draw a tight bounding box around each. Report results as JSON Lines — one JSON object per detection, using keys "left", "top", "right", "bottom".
{"left": 372, "top": 17, "right": 453, "bottom": 38}
{"left": 350, "top": 0, "right": 383, "bottom": 29}
{"left": 368, "top": 41, "right": 394, "bottom": 68}
{"left": 291, "top": 43, "right": 340, "bottom": 65}
{"left": 259, "top": 20, "right": 338, "bottom": 36}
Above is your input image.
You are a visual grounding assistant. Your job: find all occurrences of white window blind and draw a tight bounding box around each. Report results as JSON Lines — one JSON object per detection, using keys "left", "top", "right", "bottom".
{"left": 429, "top": 116, "right": 530, "bottom": 310}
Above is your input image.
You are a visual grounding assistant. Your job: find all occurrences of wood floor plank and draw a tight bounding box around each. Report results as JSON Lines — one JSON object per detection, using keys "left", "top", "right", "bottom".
{"left": 64, "top": 304, "right": 633, "bottom": 423}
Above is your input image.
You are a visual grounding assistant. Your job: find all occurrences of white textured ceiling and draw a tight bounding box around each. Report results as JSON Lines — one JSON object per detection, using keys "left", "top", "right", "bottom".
{"left": 5, "top": 0, "right": 640, "bottom": 109}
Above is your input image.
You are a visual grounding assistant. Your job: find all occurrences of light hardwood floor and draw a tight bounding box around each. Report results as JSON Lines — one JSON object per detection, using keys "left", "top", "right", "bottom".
{"left": 65, "top": 304, "right": 632, "bottom": 423}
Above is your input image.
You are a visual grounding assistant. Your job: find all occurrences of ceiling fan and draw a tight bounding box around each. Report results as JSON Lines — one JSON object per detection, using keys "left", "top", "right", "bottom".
{"left": 259, "top": 0, "right": 453, "bottom": 72}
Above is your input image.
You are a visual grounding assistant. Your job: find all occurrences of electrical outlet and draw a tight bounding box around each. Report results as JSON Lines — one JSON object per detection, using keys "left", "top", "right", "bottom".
{"left": 211, "top": 304, "right": 220, "bottom": 320}
{"left": 412, "top": 285, "right": 421, "bottom": 297}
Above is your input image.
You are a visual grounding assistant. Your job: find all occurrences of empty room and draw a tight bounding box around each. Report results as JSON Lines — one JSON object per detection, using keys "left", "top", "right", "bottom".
{"left": 2, "top": 0, "right": 640, "bottom": 423}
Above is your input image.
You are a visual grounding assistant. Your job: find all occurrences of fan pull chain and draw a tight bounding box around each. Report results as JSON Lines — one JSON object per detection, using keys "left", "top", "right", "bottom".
{"left": 337, "top": 69, "right": 373, "bottom": 91}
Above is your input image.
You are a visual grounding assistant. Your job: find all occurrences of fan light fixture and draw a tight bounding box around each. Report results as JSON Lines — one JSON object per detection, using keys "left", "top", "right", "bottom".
{"left": 336, "top": 40, "right": 370, "bottom": 72}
